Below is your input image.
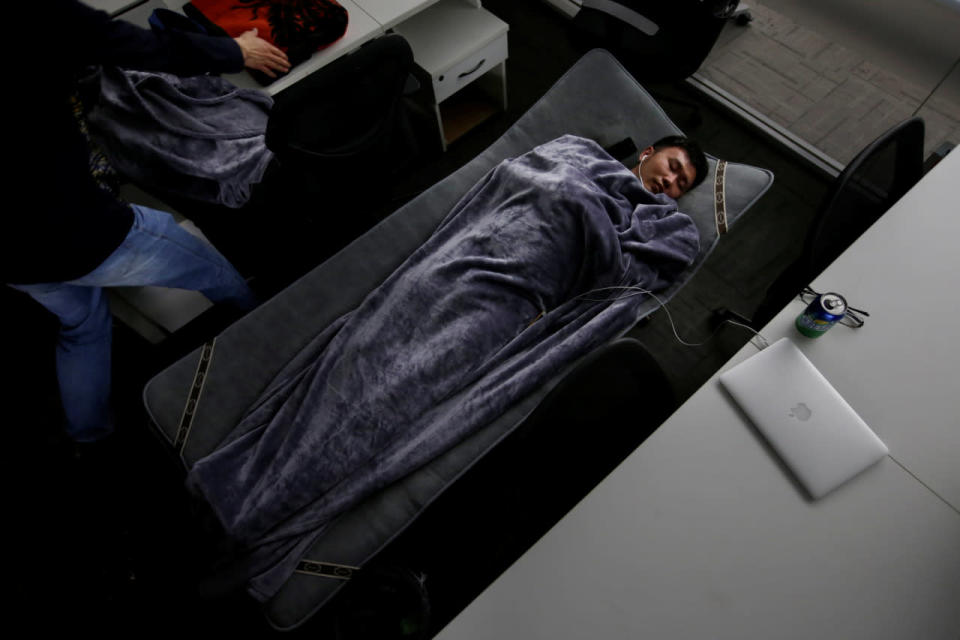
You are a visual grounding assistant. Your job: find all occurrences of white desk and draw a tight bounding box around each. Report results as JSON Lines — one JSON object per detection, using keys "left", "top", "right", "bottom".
{"left": 798, "top": 150, "right": 960, "bottom": 510}
{"left": 353, "top": 0, "right": 446, "bottom": 30}
{"left": 158, "top": 0, "right": 383, "bottom": 96}
{"left": 160, "top": 0, "right": 503, "bottom": 101}
{"left": 435, "top": 150, "right": 960, "bottom": 639}
{"left": 82, "top": 0, "right": 147, "bottom": 16}
{"left": 220, "top": 0, "right": 387, "bottom": 96}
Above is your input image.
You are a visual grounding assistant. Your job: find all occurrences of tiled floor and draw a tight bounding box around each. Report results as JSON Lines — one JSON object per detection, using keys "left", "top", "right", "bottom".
{"left": 698, "top": 1, "right": 960, "bottom": 164}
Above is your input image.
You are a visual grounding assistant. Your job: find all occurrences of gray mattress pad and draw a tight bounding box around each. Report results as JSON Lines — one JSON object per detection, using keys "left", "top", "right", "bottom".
{"left": 142, "top": 48, "right": 773, "bottom": 629}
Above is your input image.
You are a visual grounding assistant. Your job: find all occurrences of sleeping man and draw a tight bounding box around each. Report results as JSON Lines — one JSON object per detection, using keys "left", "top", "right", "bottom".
{"left": 187, "top": 134, "right": 707, "bottom": 599}
{"left": 631, "top": 134, "right": 708, "bottom": 198}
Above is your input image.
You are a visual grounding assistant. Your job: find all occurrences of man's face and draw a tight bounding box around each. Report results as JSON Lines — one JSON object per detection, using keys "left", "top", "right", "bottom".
{"left": 634, "top": 146, "right": 697, "bottom": 199}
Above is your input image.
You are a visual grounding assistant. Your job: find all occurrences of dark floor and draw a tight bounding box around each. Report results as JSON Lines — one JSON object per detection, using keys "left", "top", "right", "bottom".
{"left": 6, "top": 0, "right": 831, "bottom": 635}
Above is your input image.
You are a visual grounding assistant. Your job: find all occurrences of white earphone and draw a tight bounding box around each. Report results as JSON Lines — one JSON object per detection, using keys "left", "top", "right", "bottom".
{"left": 636, "top": 153, "right": 648, "bottom": 185}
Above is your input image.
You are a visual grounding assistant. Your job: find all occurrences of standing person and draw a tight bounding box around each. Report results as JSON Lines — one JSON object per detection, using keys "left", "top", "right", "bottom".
{"left": 4, "top": 0, "right": 290, "bottom": 443}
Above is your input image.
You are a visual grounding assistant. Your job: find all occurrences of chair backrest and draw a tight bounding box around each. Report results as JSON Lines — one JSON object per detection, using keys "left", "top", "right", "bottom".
{"left": 801, "top": 117, "right": 925, "bottom": 278}
{"left": 570, "top": 0, "right": 732, "bottom": 83}
{"left": 501, "top": 337, "right": 677, "bottom": 505}
{"left": 751, "top": 117, "right": 925, "bottom": 327}
{"left": 265, "top": 34, "right": 417, "bottom": 199}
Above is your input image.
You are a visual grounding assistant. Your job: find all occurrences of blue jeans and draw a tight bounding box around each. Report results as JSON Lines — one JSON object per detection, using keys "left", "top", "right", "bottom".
{"left": 10, "top": 205, "right": 256, "bottom": 442}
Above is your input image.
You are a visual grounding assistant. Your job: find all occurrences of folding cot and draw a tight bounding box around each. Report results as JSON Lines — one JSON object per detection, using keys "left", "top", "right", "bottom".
{"left": 143, "top": 49, "right": 773, "bottom": 629}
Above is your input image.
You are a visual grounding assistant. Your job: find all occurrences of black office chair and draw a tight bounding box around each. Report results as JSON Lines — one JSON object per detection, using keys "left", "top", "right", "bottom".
{"left": 473, "top": 337, "right": 678, "bottom": 544}
{"left": 570, "top": 0, "right": 736, "bottom": 81}
{"left": 725, "top": 116, "right": 926, "bottom": 329}
{"left": 567, "top": 0, "right": 739, "bottom": 126}
{"left": 261, "top": 33, "right": 424, "bottom": 220}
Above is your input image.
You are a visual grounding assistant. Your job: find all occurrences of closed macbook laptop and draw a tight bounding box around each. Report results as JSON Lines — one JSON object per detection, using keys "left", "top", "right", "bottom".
{"left": 719, "top": 338, "right": 888, "bottom": 499}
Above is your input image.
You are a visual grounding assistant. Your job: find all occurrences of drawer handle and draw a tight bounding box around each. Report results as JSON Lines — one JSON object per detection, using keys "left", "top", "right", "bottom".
{"left": 458, "top": 58, "right": 486, "bottom": 79}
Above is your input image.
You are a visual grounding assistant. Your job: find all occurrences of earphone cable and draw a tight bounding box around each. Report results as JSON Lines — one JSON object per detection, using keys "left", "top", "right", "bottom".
{"left": 571, "top": 285, "right": 770, "bottom": 350}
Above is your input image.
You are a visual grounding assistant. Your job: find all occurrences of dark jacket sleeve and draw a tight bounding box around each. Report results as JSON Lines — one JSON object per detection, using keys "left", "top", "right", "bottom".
{"left": 57, "top": 0, "right": 245, "bottom": 76}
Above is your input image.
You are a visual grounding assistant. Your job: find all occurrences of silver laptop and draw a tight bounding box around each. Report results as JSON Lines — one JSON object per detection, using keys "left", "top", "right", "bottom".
{"left": 719, "top": 338, "right": 888, "bottom": 499}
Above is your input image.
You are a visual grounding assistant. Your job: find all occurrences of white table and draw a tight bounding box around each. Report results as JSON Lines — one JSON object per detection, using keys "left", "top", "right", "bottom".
{"left": 156, "top": 0, "right": 384, "bottom": 96}
{"left": 83, "top": 0, "right": 380, "bottom": 94}
{"left": 435, "top": 150, "right": 960, "bottom": 639}
{"left": 354, "top": 0, "right": 445, "bottom": 30}
{"left": 797, "top": 150, "right": 960, "bottom": 511}
{"left": 81, "top": 0, "right": 147, "bottom": 16}
{"left": 159, "top": 0, "right": 502, "bottom": 101}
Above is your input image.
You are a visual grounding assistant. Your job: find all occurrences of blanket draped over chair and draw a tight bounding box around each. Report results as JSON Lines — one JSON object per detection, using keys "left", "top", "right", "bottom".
{"left": 187, "top": 135, "right": 700, "bottom": 599}
{"left": 85, "top": 67, "right": 274, "bottom": 208}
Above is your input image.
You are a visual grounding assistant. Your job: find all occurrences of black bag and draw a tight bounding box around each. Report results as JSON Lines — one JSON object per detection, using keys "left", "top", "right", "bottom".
{"left": 184, "top": 0, "right": 350, "bottom": 85}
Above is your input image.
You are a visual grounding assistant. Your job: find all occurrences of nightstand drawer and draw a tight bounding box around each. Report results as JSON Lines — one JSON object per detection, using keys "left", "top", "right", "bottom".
{"left": 432, "top": 31, "right": 508, "bottom": 103}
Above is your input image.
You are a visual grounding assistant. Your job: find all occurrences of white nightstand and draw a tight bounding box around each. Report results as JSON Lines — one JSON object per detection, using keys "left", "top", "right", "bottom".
{"left": 393, "top": 0, "right": 509, "bottom": 150}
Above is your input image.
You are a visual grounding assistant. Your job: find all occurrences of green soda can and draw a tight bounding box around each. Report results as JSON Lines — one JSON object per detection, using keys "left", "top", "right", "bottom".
{"left": 795, "top": 292, "right": 846, "bottom": 338}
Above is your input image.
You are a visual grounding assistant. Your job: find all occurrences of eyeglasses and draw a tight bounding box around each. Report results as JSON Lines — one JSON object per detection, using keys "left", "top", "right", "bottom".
{"left": 799, "top": 286, "right": 870, "bottom": 328}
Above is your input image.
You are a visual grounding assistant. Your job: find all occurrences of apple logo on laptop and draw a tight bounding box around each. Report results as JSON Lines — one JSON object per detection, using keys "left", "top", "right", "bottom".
{"left": 789, "top": 402, "right": 812, "bottom": 421}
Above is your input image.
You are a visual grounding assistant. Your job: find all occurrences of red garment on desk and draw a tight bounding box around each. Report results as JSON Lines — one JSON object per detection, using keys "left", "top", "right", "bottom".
{"left": 185, "top": 0, "right": 348, "bottom": 70}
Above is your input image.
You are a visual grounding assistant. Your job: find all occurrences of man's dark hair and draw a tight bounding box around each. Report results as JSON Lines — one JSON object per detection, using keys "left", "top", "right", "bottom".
{"left": 652, "top": 135, "right": 709, "bottom": 192}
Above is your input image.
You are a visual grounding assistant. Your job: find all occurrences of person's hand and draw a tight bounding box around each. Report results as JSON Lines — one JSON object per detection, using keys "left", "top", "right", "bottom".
{"left": 234, "top": 28, "right": 291, "bottom": 78}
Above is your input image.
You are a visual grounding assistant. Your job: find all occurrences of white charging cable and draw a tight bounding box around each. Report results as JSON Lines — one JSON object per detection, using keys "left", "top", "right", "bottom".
{"left": 571, "top": 284, "right": 770, "bottom": 350}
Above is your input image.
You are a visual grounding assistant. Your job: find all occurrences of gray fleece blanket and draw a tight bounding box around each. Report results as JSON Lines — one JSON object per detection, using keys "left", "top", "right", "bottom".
{"left": 187, "top": 135, "right": 700, "bottom": 600}
{"left": 85, "top": 66, "right": 273, "bottom": 208}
